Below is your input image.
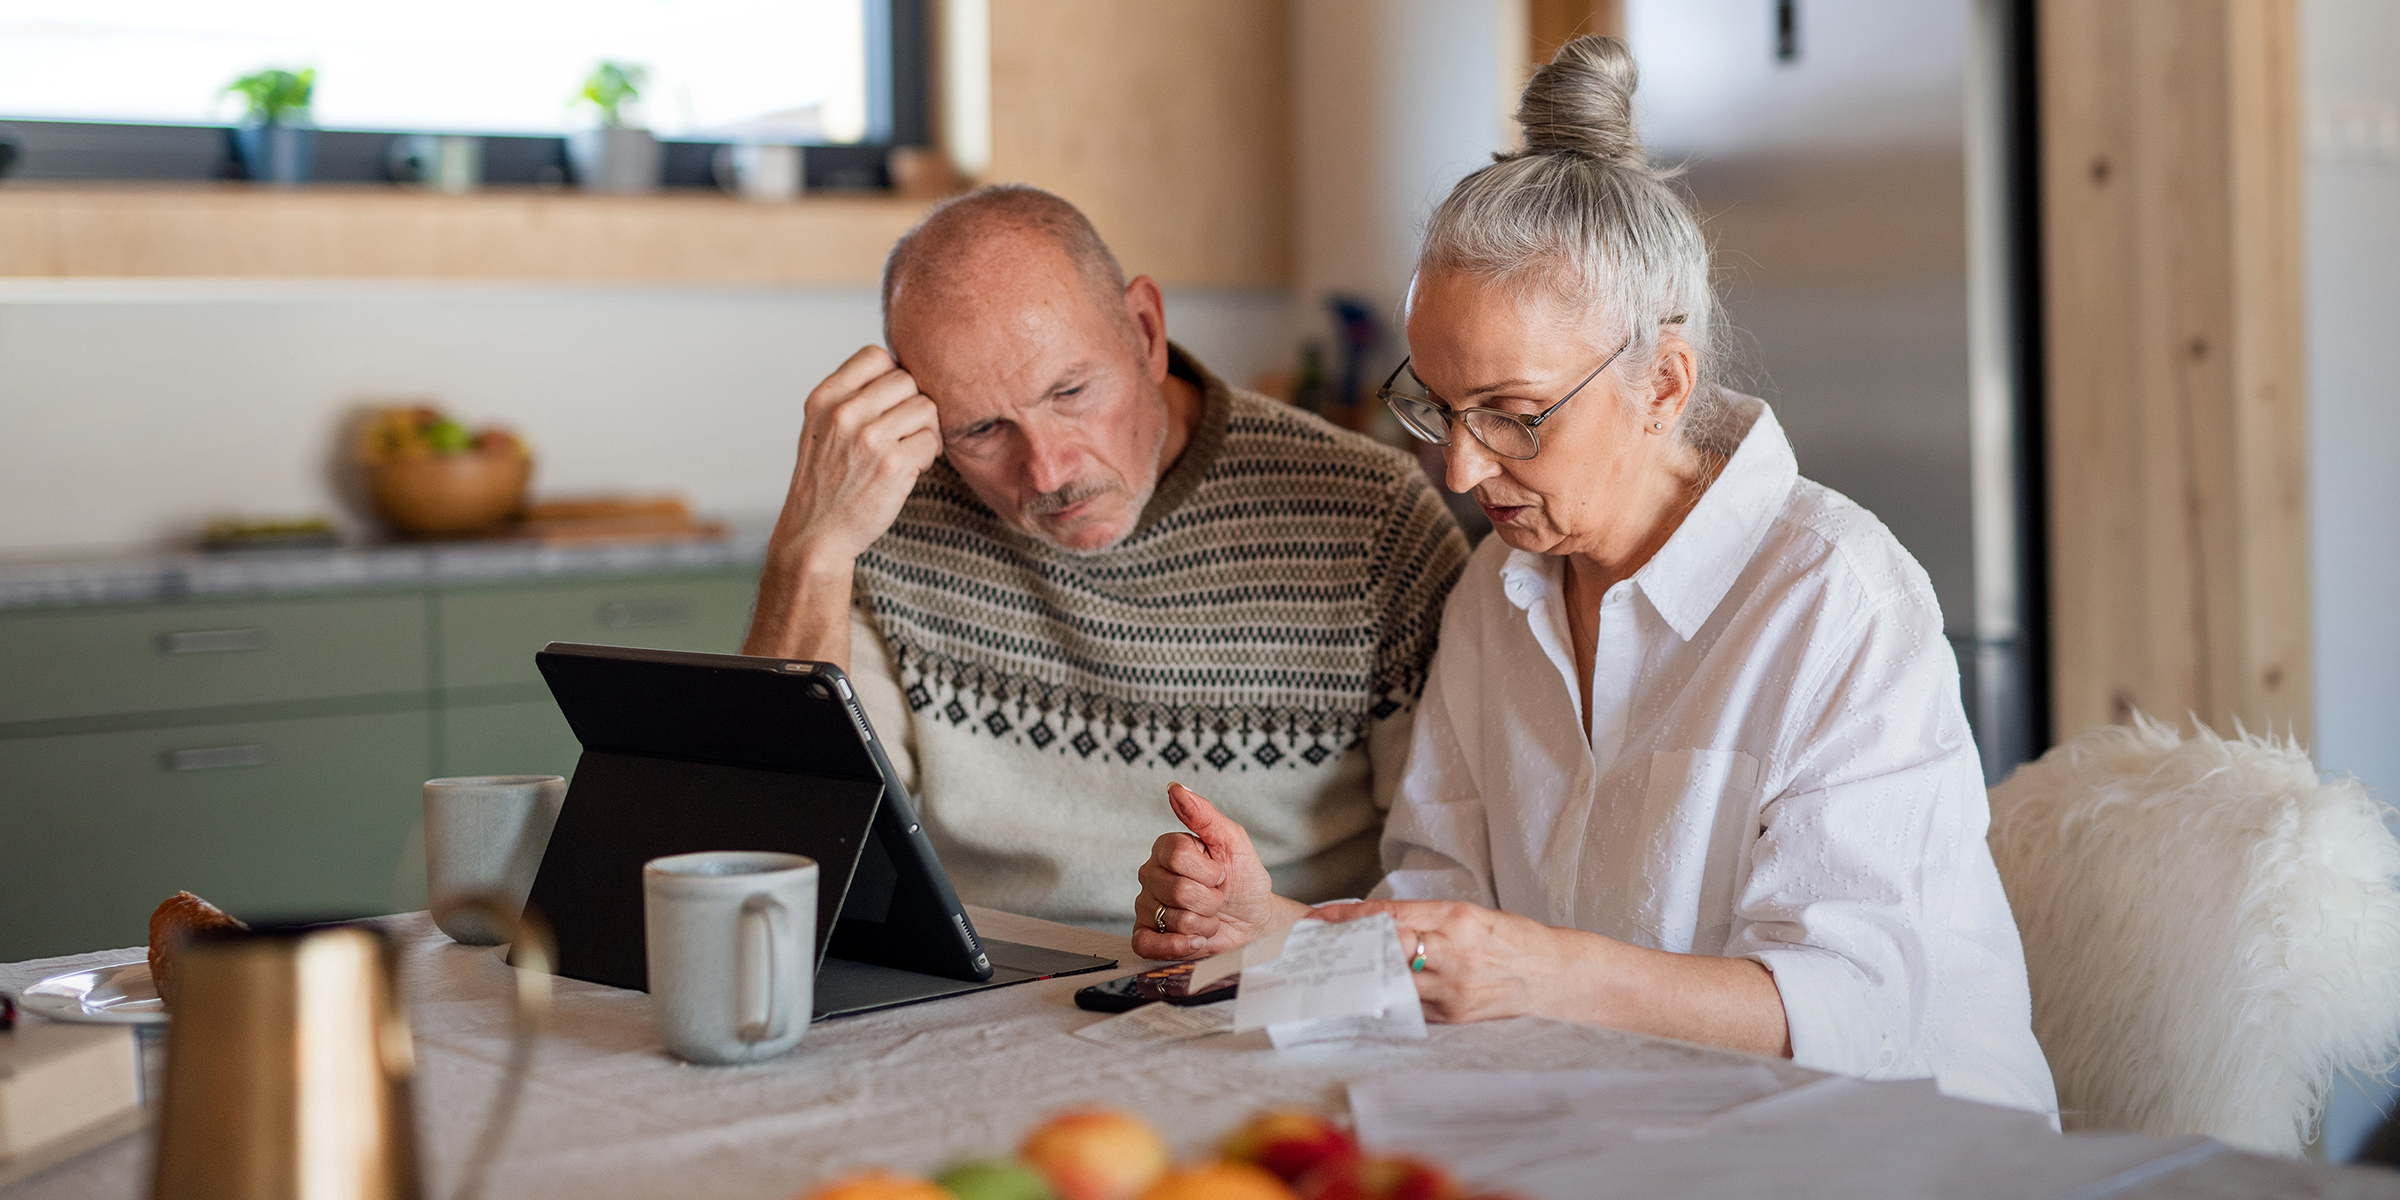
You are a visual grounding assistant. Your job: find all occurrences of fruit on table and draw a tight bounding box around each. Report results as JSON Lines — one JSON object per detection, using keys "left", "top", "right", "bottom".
{"left": 1294, "top": 1156, "right": 1463, "bottom": 1200}
{"left": 1019, "top": 1109, "right": 1172, "bottom": 1200}
{"left": 937, "top": 1159, "right": 1056, "bottom": 1200}
{"left": 797, "top": 1170, "right": 952, "bottom": 1200}
{"left": 1220, "top": 1110, "right": 1360, "bottom": 1183}
{"left": 1135, "top": 1161, "right": 1298, "bottom": 1200}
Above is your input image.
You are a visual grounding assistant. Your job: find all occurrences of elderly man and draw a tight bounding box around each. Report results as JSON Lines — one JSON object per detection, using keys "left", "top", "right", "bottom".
{"left": 744, "top": 184, "right": 1466, "bottom": 930}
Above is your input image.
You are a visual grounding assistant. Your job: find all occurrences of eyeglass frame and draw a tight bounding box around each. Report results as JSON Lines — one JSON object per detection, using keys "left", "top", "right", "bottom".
{"left": 1377, "top": 334, "right": 1635, "bottom": 462}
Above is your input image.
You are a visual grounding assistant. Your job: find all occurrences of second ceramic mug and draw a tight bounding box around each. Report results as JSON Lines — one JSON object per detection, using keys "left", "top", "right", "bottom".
{"left": 424, "top": 774, "right": 566, "bottom": 945}
{"left": 642, "top": 851, "right": 816, "bottom": 1065}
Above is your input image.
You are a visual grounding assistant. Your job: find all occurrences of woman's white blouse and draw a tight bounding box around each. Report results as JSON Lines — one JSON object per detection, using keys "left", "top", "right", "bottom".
{"left": 1374, "top": 396, "right": 2058, "bottom": 1115}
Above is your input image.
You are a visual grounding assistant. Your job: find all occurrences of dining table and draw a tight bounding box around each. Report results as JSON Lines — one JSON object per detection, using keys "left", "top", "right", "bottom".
{"left": 4, "top": 908, "right": 2396, "bottom": 1200}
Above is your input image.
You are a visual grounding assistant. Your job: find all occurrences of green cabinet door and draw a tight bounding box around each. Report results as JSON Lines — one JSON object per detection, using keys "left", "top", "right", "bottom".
{"left": 0, "top": 593, "right": 430, "bottom": 725}
{"left": 439, "top": 699, "right": 582, "bottom": 782}
{"left": 0, "top": 709, "right": 432, "bottom": 961}
{"left": 435, "top": 570, "right": 758, "bottom": 691}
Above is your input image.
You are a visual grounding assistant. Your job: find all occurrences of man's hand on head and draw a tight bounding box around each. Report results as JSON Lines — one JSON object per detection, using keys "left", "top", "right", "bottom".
{"left": 743, "top": 346, "right": 941, "bottom": 664}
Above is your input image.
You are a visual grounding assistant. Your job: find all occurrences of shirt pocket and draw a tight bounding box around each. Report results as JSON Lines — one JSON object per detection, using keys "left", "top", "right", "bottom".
{"left": 1635, "top": 748, "right": 1762, "bottom": 955}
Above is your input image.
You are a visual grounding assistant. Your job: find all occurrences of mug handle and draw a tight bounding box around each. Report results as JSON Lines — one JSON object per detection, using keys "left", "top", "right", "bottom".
{"left": 736, "top": 893, "right": 790, "bottom": 1044}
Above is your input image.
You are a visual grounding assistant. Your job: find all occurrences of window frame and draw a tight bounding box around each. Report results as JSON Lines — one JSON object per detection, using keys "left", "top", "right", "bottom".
{"left": 0, "top": 0, "right": 928, "bottom": 192}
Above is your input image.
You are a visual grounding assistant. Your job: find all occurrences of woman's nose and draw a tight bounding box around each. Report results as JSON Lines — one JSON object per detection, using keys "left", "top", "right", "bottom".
{"left": 1443, "top": 435, "right": 1498, "bottom": 495}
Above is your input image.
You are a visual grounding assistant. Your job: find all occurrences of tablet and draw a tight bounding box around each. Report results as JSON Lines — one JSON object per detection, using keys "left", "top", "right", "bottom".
{"left": 525, "top": 643, "right": 1116, "bottom": 1018}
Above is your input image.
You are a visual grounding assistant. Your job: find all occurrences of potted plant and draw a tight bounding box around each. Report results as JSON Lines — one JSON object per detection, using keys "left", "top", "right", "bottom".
{"left": 225, "top": 67, "right": 316, "bottom": 185}
{"left": 567, "top": 61, "right": 662, "bottom": 193}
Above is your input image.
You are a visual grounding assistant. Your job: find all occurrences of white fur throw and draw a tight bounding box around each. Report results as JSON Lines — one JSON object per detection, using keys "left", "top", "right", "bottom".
{"left": 1987, "top": 715, "right": 2400, "bottom": 1155}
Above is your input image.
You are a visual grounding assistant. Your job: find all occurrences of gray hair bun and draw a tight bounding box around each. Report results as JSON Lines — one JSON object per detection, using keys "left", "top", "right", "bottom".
{"left": 1516, "top": 35, "right": 1646, "bottom": 166}
{"left": 1418, "top": 33, "right": 1732, "bottom": 452}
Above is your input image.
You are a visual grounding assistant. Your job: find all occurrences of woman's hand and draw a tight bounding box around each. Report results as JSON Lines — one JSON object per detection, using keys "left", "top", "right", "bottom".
{"left": 1309, "top": 899, "right": 1565, "bottom": 1023}
{"left": 1311, "top": 900, "right": 1791, "bottom": 1055}
{"left": 1131, "top": 784, "right": 1304, "bottom": 960}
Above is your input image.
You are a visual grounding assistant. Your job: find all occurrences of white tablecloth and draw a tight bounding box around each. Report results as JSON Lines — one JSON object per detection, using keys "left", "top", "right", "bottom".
{"left": 4, "top": 910, "right": 2396, "bottom": 1200}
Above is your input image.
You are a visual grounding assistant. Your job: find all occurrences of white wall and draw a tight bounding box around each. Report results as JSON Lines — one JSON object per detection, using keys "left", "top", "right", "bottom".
{"left": 2304, "top": 0, "right": 2400, "bottom": 1162}
{"left": 1291, "top": 0, "right": 1517, "bottom": 357}
{"left": 0, "top": 282, "right": 1291, "bottom": 555}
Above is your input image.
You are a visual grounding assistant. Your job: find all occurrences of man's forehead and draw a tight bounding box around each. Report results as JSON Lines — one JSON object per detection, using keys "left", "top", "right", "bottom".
{"left": 892, "top": 279, "right": 1123, "bottom": 418}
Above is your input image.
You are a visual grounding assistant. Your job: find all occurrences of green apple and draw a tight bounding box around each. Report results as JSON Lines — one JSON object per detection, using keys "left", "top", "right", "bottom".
{"left": 936, "top": 1160, "right": 1055, "bottom": 1200}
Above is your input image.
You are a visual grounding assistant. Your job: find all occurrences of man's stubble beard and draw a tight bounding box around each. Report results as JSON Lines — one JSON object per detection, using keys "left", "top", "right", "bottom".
{"left": 1016, "top": 395, "right": 1173, "bottom": 556}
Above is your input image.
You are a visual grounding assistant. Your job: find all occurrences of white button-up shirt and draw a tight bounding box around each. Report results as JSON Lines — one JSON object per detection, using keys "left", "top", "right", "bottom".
{"left": 1373, "top": 396, "right": 2058, "bottom": 1115}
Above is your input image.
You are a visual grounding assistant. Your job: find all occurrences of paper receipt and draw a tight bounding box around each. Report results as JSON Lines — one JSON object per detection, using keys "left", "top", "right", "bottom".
{"left": 1233, "top": 914, "right": 1427, "bottom": 1046}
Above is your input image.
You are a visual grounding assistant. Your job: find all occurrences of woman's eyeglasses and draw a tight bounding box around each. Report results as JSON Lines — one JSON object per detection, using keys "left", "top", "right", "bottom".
{"left": 1378, "top": 335, "right": 1633, "bottom": 461}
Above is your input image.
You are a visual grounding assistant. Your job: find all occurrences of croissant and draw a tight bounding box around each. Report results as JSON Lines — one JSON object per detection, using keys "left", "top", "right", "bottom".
{"left": 147, "top": 891, "right": 247, "bottom": 1009}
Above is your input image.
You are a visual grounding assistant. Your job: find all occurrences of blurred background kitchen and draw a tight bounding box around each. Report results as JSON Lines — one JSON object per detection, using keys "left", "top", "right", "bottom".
{"left": 0, "top": 0, "right": 2393, "bottom": 1156}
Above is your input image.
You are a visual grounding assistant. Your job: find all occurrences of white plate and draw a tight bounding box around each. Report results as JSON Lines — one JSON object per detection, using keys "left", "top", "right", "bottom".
{"left": 20, "top": 961, "right": 167, "bottom": 1025}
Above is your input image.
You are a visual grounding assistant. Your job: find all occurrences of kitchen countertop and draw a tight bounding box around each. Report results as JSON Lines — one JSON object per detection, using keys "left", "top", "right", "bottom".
{"left": 0, "top": 523, "right": 771, "bottom": 611}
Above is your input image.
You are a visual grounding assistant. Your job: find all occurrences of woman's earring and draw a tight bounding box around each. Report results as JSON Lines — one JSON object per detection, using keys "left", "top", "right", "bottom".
{"left": 1649, "top": 420, "right": 1665, "bottom": 434}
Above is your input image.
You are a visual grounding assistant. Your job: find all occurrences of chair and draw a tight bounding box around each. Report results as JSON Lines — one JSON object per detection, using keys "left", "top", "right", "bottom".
{"left": 1986, "top": 714, "right": 2400, "bottom": 1156}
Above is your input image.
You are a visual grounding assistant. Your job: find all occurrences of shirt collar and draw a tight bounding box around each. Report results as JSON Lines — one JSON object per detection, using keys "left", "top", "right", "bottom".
{"left": 1496, "top": 394, "right": 1798, "bottom": 641}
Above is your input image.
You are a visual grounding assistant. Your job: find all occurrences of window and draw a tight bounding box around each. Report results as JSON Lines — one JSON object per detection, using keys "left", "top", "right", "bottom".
{"left": 0, "top": 0, "right": 927, "bottom": 188}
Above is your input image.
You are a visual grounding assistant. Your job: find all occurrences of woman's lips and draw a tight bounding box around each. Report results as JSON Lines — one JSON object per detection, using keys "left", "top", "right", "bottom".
{"left": 1480, "top": 502, "right": 1529, "bottom": 524}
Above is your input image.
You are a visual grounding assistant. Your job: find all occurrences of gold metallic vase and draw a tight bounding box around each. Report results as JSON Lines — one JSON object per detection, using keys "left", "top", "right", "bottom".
{"left": 151, "top": 923, "right": 420, "bottom": 1200}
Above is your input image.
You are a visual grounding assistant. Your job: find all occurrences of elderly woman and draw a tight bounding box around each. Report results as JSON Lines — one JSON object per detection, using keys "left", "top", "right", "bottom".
{"left": 1131, "top": 36, "right": 2057, "bottom": 1114}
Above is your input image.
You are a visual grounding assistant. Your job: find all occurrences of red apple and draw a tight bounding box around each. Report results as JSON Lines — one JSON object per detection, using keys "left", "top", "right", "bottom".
{"left": 1220, "top": 1110, "right": 1361, "bottom": 1183}
{"left": 1019, "top": 1109, "right": 1172, "bottom": 1200}
{"left": 1294, "top": 1156, "right": 1463, "bottom": 1200}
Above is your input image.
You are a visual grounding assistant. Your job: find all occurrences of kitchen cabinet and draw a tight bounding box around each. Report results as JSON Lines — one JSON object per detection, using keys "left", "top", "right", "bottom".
{"left": 438, "top": 699, "right": 583, "bottom": 782}
{"left": 0, "top": 710, "right": 432, "bottom": 961}
{"left": 0, "top": 593, "right": 429, "bottom": 726}
{"left": 0, "top": 564, "right": 758, "bottom": 961}
{"left": 436, "top": 573, "right": 757, "bottom": 691}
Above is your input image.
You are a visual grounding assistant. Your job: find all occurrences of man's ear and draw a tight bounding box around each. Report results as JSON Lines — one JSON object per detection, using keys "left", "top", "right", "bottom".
{"left": 1122, "top": 275, "right": 1171, "bottom": 382}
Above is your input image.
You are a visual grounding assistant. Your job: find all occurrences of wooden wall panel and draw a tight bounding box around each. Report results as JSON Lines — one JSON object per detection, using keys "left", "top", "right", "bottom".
{"left": 985, "top": 0, "right": 1291, "bottom": 287}
{"left": 2038, "top": 0, "right": 2309, "bottom": 742}
{"left": 1527, "top": 0, "right": 1624, "bottom": 65}
{"left": 0, "top": 186, "right": 933, "bottom": 283}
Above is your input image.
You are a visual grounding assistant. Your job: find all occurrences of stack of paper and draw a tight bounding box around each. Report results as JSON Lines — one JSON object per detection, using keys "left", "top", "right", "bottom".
{"left": 1348, "top": 1070, "right": 2219, "bottom": 1200}
{"left": 0, "top": 1014, "right": 146, "bottom": 1187}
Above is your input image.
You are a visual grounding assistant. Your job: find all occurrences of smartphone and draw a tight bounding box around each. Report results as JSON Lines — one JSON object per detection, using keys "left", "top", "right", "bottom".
{"left": 1073, "top": 961, "right": 1239, "bottom": 1013}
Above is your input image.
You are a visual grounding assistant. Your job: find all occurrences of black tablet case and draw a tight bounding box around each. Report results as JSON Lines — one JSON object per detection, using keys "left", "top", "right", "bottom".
{"left": 524, "top": 644, "right": 1115, "bottom": 1019}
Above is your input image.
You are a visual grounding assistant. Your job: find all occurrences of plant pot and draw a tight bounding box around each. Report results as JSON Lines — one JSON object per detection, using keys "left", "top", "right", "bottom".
{"left": 567, "top": 127, "right": 663, "bottom": 194}
{"left": 234, "top": 123, "right": 317, "bottom": 186}
{"left": 367, "top": 453, "right": 532, "bottom": 538}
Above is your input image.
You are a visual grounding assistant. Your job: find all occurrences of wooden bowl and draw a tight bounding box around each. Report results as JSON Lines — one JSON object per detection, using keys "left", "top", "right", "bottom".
{"left": 367, "top": 453, "right": 532, "bottom": 538}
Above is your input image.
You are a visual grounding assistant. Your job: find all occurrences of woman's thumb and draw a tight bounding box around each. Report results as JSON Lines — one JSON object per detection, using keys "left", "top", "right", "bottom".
{"left": 1167, "top": 783, "right": 1234, "bottom": 854}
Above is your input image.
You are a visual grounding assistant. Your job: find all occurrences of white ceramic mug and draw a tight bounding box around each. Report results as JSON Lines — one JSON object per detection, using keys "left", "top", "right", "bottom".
{"left": 642, "top": 851, "right": 816, "bottom": 1065}
{"left": 389, "top": 134, "right": 483, "bottom": 194}
{"left": 712, "top": 142, "right": 802, "bottom": 201}
{"left": 423, "top": 775, "right": 567, "bottom": 945}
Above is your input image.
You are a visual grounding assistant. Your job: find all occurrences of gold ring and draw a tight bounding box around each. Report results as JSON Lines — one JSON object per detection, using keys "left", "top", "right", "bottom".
{"left": 1154, "top": 904, "right": 1169, "bottom": 933}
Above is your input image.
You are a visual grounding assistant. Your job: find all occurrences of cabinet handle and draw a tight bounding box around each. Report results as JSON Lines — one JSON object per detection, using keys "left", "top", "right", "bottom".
{"left": 164, "top": 744, "right": 269, "bottom": 771}
{"left": 598, "top": 599, "right": 694, "bottom": 629}
{"left": 159, "top": 628, "right": 266, "bottom": 654}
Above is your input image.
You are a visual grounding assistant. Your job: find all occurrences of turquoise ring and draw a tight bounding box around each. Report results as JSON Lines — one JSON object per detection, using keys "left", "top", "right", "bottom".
{"left": 1410, "top": 939, "right": 1428, "bottom": 972}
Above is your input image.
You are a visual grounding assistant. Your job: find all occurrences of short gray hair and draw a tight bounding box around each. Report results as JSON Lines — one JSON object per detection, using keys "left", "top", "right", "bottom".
{"left": 1419, "top": 35, "right": 1731, "bottom": 450}
{"left": 880, "top": 184, "right": 1129, "bottom": 348}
